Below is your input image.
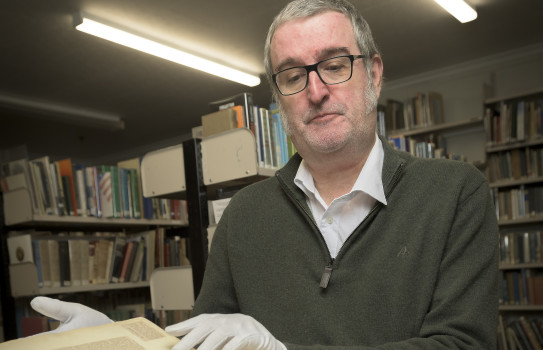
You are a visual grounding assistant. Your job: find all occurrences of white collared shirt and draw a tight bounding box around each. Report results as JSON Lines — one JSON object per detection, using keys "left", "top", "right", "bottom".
{"left": 294, "top": 135, "right": 387, "bottom": 258}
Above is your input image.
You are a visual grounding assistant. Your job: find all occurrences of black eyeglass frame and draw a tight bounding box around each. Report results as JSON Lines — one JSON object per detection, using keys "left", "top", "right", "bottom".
{"left": 272, "top": 54, "right": 365, "bottom": 96}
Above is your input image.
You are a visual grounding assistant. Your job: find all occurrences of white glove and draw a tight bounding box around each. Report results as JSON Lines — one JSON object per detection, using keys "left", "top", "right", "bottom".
{"left": 30, "top": 296, "right": 113, "bottom": 334}
{"left": 165, "top": 313, "right": 287, "bottom": 350}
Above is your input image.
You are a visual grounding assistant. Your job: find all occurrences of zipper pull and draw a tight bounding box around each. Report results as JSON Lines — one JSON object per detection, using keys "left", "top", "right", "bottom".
{"left": 319, "top": 263, "right": 333, "bottom": 288}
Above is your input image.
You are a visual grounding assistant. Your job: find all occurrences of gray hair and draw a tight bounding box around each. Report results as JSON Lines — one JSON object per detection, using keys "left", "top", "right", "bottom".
{"left": 264, "top": 0, "right": 381, "bottom": 100}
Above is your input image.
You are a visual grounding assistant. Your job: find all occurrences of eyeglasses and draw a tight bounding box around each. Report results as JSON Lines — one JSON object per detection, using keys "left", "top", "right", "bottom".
{"left": 272, "top": 54, "right": 365, "bottom": 96}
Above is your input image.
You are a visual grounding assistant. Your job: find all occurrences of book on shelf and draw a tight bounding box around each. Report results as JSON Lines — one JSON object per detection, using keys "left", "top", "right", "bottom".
{"left": 384, "top": 91, "right": 444, "bottom": 133}
{"left": 492, "top": 185, "right": 543, "bottom": 221}
{"left": 500, "top": 269, "right": 543, "bottom": 306}
{"left": 385, "top": 99, "right": 405, "bottom": 132}
{"left": 29, "top": 156, "right": 56, "bottom": 215}
{"left": 208, "top": 198, "right": 232, "bottom": 226}
{"left": 117, "top": 157, "right": 144, "bottom": 219}
{"left": 98, "top": 168, "right": 114, "bottom": 218}
{"left": 1, "top": 158, "right": 40, "bottom": 214}
{"left": 7, "top": 230, "right": 174, "bottom": 292}
{"left": 3, "top": 152, "right": 189, "bottom": 224}
{"left": 487, "top": 147, "right": 542, "bottom": 183}
{"left": 485, "top": 95, "right": 543, "bottom": 146}
{"left": 85, "top": 166, "right": 101, "bottom": 217}
{"left": 498, "top": 316, "right": 543, "bottom": 350}
{"left": 500, "top": 231, "right": 543, "bottom": 265}
{"left": 58, "top": 238, "right": 71, "bottom": 287}
{"left": 209, "top": 92, "right": 255, "bottom": 133}
{"left": 38, "top": 239, "right": 51, "bottom": 288}
{"left": 109, "top": 165, "right": 123, "bottom": 218}
{"left": 0, "top": 317, "right": 180, "bottom": 350}
{"left": 205, "top": 95, "right": 296, "bottom": 169}
{"left": 119, "top": 167, "right": 132, "bottom": 218}
{"left": 48, "top": 239, "right": 61, "bottom": 288}
{"left": 201, "top": 108, "right": 238, "bottom": 137}
{"left": 68, "top": 239, "right": 82, "bottom": 286}
{"left": 111, "top": 235, "right": 127, "bottom": 283}
{"left": 7, "top": 232, "right": 34, "bottom": 265}
{"left": 56, "top": 158, "right": 79, "bottom": 216}
{"left": 73, "top": 164, "right": 89, "bottom": 217}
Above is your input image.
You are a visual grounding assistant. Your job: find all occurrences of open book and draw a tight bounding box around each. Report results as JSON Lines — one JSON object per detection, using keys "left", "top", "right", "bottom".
{"left": 0, "top": 317, "right": 180, "bottom": 350}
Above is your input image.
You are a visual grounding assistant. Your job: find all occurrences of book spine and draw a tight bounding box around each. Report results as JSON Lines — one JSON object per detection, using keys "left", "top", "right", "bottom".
{"left": 98, "top": 168, "right": 114, "bottom": 218}
{"left": 38, "top": 240, "right": 51, "bottom": 287}
{"left": 110, "top": 166, "right": 122, "bottom": 218}
{"left": 48, "top": 240, "right": 61, "bottom": 288}
{"left": 129, "top": 169, "right": 141, "bottom": 219}
{"left": 119, "top": 168, "right": 131, "bottom": 218}
{"left": 58, "top": 239, "right": 71, "bottom": 287}
{"left": 32, "top": 240, "right": 43, "bottom": 288}
{"left": 110, "top": 237, "right": 127, "bottom": 283}
{"left": 80, "top": 240, "right": 90, "bottom": 285}
{"left": 61, "top": 176, "right": 75, "bottom": 216}
{"left": 68, "top": 240, "right": 82, "bottom": 286}
{"left": 75, "top": 167, "right": 88, "bottom": 217}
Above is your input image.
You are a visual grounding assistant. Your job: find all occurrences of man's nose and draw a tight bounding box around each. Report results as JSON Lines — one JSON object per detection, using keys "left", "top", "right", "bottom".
{"left": 306, "top": 71, "right": 329, "bottom": 104}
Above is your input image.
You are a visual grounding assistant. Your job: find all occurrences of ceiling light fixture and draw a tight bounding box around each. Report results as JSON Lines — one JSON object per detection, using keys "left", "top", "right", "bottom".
{"left": 0, "top": 94, "right": 125, "bottom": 130}
{"left": 433, "top": 0, "right": 477, "bottom": 23}
{"left": 74, "top": 14, "right": 261, "bottom": 87}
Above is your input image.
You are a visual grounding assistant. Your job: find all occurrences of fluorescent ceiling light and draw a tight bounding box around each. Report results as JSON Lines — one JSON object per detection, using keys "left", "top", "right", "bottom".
{"left": 0, "top": 94, "right": 125, "bottom": 130}
{"left": 74, "top": 14, "right": 261, "bottom": 87}
{"left": 433, "top": 0, "right": 477, "bottom": 23}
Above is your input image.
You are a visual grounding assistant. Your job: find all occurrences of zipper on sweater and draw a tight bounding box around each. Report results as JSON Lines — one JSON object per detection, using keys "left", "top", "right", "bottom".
{"left": 278, "top": 161, "right": 405, "bottom": 289}
{"left": 319, "top": 259, "right": 334, "bottom": 288}
{"left": 287, "top": 192, "right": 337, "bottom": 288}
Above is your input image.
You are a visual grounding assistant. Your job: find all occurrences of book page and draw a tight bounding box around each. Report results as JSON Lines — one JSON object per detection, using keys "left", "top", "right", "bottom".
{"left": 0, "top": 317, "right": 180, "bottom": 350}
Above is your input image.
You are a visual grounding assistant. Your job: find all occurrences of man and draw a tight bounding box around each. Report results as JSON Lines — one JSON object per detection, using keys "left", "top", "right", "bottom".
{"left": 32, "top": 0, "right": 499, "bottom": 349}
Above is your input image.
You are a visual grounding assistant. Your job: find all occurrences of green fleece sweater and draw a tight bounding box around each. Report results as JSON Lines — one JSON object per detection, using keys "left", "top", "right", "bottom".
{"left": 192, "top": 136, "right": 499, "bottom": 349}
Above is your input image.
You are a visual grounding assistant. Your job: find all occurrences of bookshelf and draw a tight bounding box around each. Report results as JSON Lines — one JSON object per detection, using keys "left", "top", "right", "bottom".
{"left": 383, "top": 91, "right": 485, "bottom": 161}
{"left": 140, "top": 128, "right": 277, "bottom": 301}
{"left": 0, "top": 153, "right": 189, "bottom": 340}
{"left": 483, "top": 88, "right": 543, "bottom": 347}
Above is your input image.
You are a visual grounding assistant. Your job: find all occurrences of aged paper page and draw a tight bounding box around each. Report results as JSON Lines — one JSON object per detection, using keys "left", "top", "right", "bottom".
{"left": 0, "top": 317, "right": 180, "bottom": 350}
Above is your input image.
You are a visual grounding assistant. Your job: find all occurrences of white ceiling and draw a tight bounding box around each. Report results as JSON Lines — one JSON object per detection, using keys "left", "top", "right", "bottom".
{"left": 2, "top": 0, "right": 543, "bottom": 162}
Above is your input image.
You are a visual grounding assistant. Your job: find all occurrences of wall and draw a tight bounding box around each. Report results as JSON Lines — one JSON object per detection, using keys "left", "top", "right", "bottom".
{"left": 379, "top": 43, "right": 543, "bottom": 164}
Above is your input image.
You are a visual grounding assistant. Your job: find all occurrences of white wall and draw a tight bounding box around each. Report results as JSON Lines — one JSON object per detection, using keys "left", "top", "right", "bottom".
{"left": 379, "top": 43, "right": 543, "bottom": 164}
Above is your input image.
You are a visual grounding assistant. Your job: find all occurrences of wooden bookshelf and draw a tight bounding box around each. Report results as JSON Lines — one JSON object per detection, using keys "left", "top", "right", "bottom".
{"left": 488, "top": 90, "right": 543, "bottom": 348}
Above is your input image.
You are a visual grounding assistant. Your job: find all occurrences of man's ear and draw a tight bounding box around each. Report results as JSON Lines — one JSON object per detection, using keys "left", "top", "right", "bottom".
{"left": 371, "top": 54, "right": 384, "bottom": 95}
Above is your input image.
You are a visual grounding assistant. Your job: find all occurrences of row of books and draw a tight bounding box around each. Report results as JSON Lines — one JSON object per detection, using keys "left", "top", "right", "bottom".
{"left": 387, "top": 135, "right": 467, "bottom": 161}
{"left": 492, "top": 186, "right": 543, "bottom": 221}
{"left": 202, "top": 93, "right": 296, "bottom": 169}
{"left": 498, "top": 316, "right": 543, "bottom": 350}
{"left": 500, "top": 270, "right": 543, "bottom": 307}
{"left": 500, "top": 231, "right": 543, "bottom": 265}
{"left": 487, "top": 146, "right": 543, "bottom": 183}
{"left": 382, "top": 91, "right": 444, "bottom": 133}
{"left": 7, "top": 229, "right": 190, "bottom": 290}
{"left": 485, "top": 97, "right": 543, "bottom": 146}
{"left": 0, "top": 155, "right": 189, "bottom": 221}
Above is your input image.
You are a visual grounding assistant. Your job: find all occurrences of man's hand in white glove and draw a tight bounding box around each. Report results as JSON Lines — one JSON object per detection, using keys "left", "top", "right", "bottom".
{"left": 165, "top": 313, "right": 287, "bottom": 350}
{"left": 30, "top": 296, "right": 113, "bottom": 334}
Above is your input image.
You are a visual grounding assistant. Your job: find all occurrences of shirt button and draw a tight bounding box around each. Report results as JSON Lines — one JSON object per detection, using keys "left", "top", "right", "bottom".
{"left": 327, "top": 217, "right": 334, "bottom": 224}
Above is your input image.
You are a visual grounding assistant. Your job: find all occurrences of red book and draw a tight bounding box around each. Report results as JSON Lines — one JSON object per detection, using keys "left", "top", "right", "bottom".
{"left": 119, "top": 242, "right": 134, "bottom": 283}
{"left": 21, "top": 316, "right": 48, "bottom": 337}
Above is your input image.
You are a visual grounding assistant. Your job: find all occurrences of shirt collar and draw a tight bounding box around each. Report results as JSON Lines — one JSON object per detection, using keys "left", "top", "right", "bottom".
{"left": 294, "top": 135, "right": 387, "bottom": 205}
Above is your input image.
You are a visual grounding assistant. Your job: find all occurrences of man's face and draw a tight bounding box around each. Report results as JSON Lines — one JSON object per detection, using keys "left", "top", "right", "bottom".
{"left": 270, "top": 11, "right": 381, "bottom": 156}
